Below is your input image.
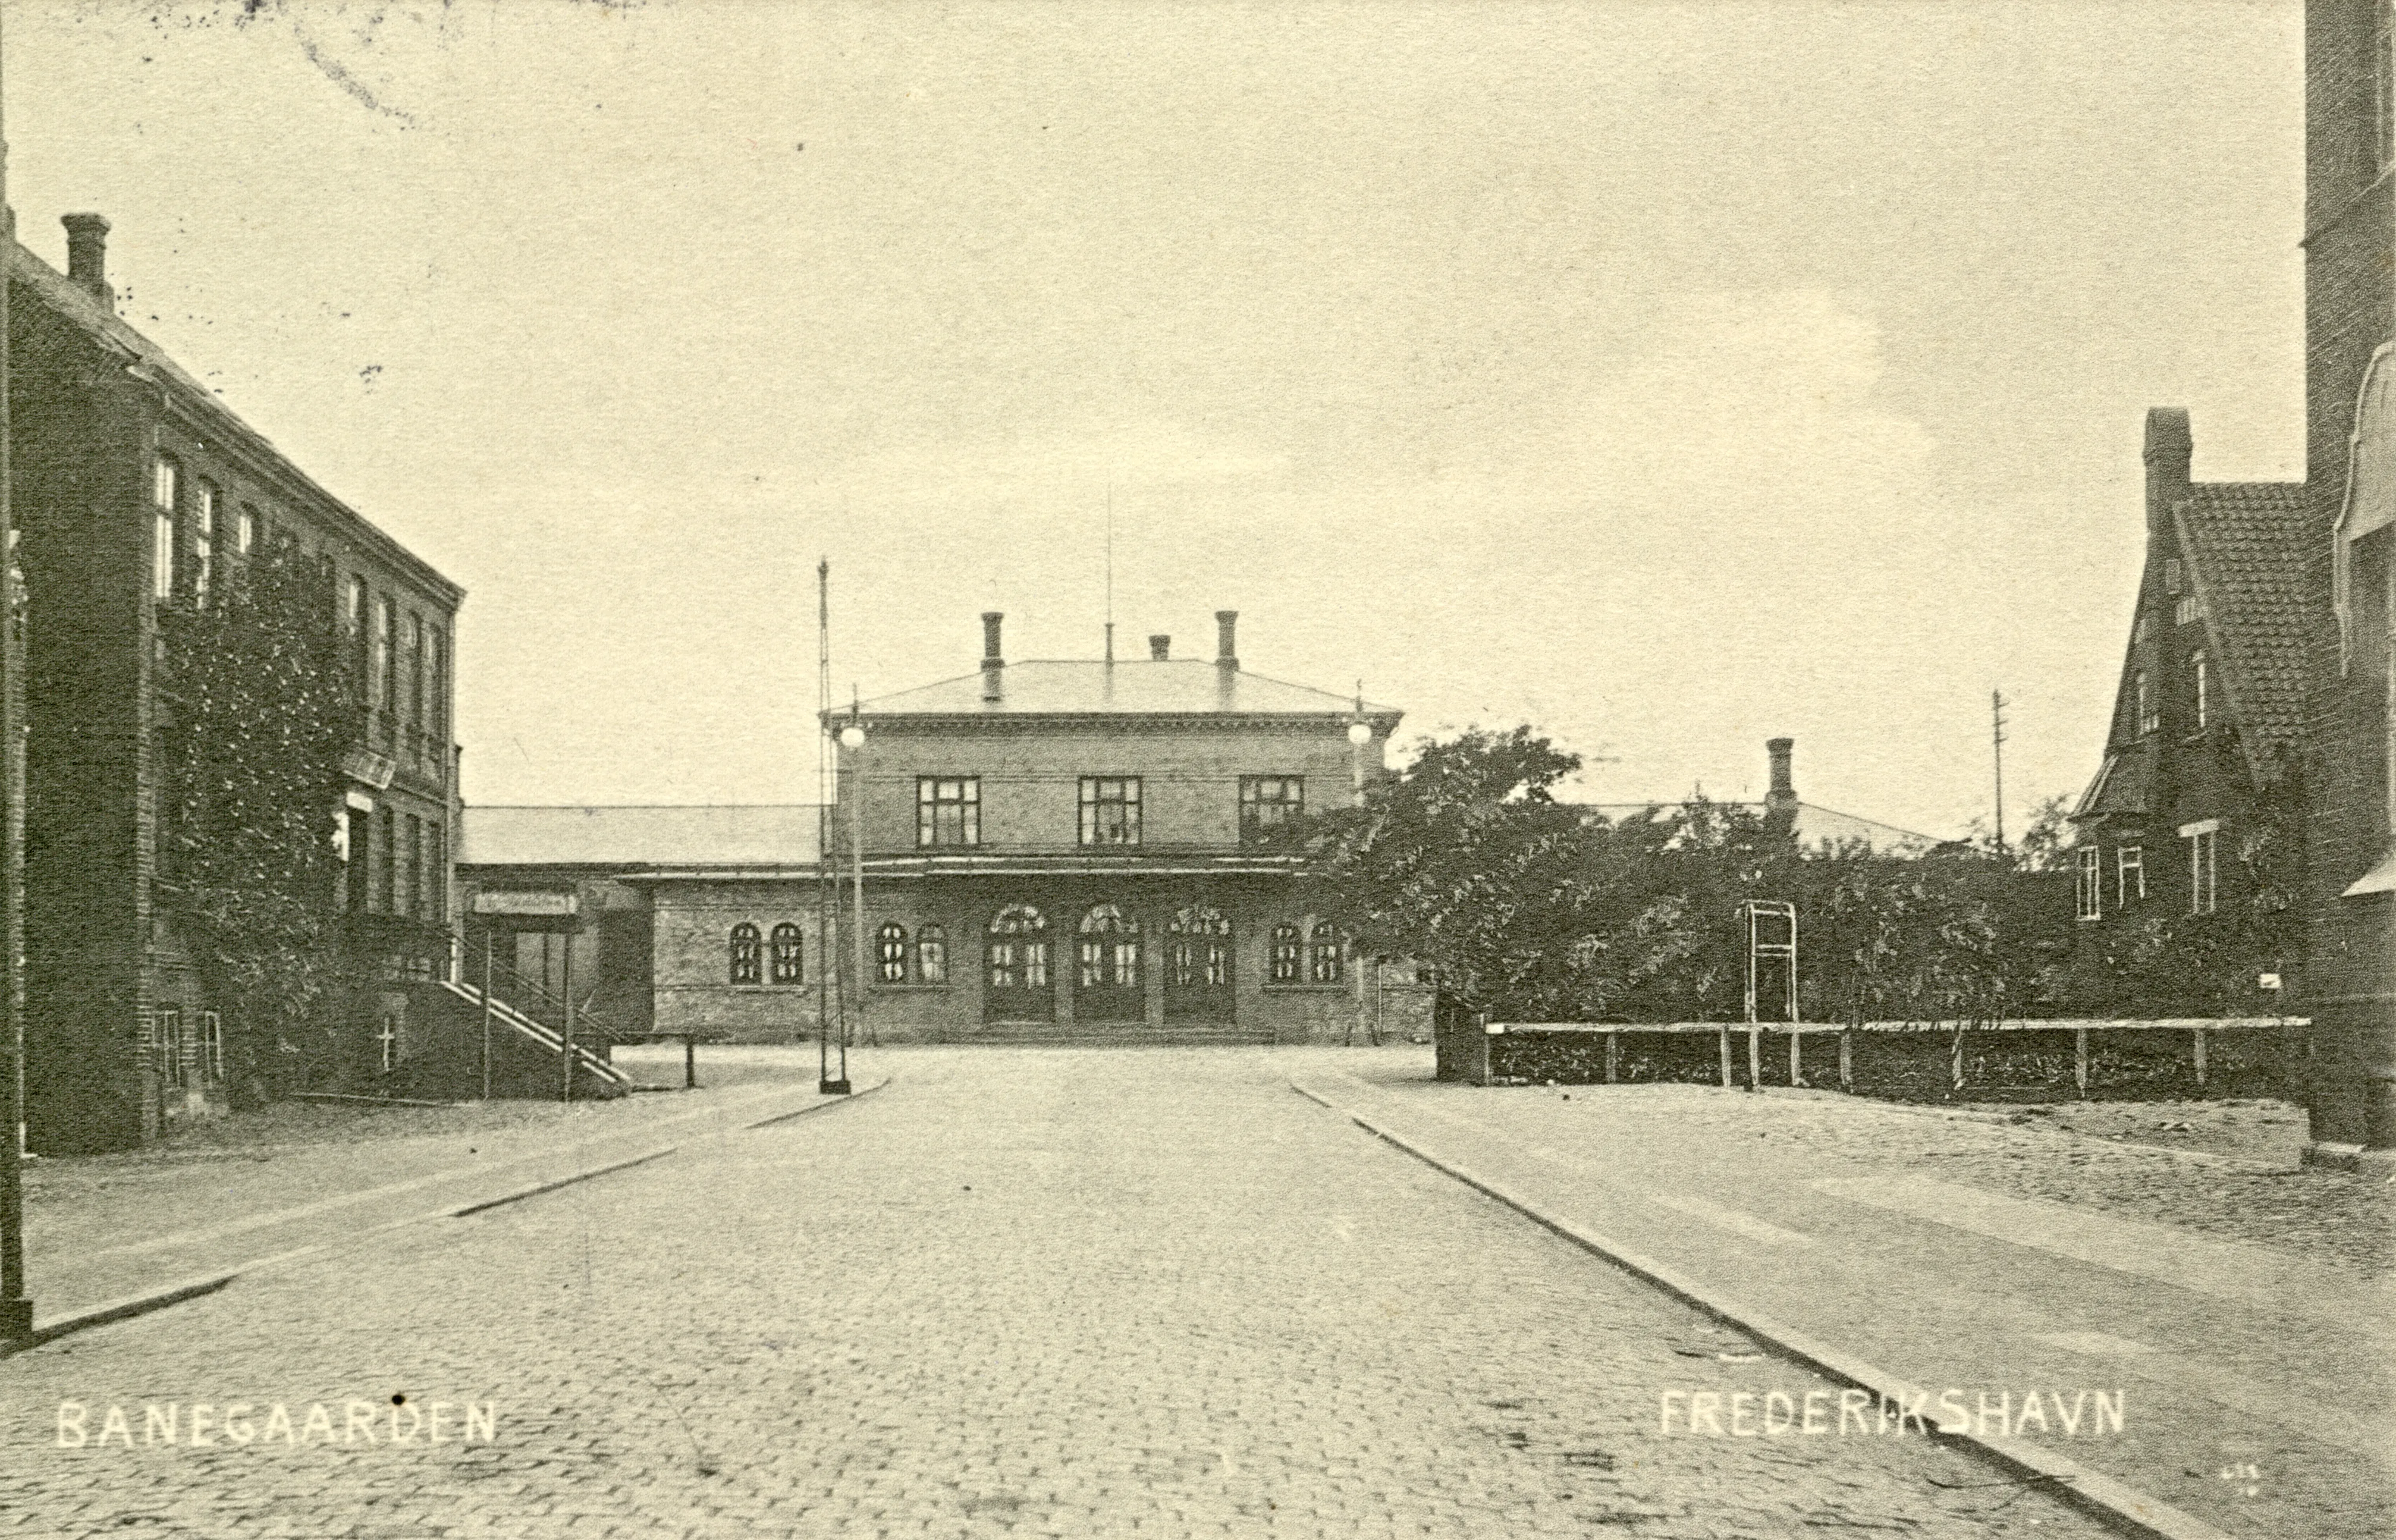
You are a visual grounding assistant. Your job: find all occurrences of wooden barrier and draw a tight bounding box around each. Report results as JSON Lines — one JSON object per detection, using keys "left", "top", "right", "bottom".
{"left": 1432, "top": 1017, "right": 2309, "bottom": 1101}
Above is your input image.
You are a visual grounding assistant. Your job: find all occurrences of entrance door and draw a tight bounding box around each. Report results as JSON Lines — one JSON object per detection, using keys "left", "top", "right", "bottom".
{"left": 984, "top": 904, "right": 1056, "bottom": 1022}
{"left": 1073, "top": 904, "right": 1144, "bottom": 1023}
{"left": 1164, "top": 906, "right": 1234, "bottom": 1023}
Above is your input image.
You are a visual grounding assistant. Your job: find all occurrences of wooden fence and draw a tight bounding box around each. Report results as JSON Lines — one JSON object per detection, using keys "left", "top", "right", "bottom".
{"left": 1434, "top": 1016, "right": 2309, "bottom": 1102}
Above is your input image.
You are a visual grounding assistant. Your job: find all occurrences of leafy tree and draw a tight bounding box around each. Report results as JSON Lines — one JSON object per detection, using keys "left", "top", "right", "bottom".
{"left": 156, "top": 545, "right": 360, "bottom": 1102}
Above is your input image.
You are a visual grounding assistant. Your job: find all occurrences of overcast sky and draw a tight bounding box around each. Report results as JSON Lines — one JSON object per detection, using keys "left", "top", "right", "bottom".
{"left": 7, "top": 1, "right": 2306, "bottom": 836}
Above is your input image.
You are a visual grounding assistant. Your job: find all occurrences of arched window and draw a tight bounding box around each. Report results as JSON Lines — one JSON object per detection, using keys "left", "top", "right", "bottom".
{"left": 1269, "top": 923, "right": 1302, "bottom": 985}
{"left": 916, "top": 923, "right": 949, "bottom": 985}
{"left": 988, "top": 905, "right": 1050, "bottom": 990}
{"left": 728, "top": 923, "right": 762, "bottom": 985}
{"left": 1308, "top": 921, "right": 1343, "bottom": 984}
{"left": 876, "top": 922, "right": 909, "bottom": 983}
{"left": 1077, "top": 904, "right": 1141, "bottom": 989}
{"left": 769, "top": 923, "right": 803, "bottom": 985}
{"left": 1167, "top": 906, "right": 1232, "bottom": 988}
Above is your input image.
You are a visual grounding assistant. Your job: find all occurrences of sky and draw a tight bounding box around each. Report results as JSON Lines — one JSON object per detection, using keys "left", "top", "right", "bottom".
{"left": 5, "top": 1, "right": 2308, "bottom": 837}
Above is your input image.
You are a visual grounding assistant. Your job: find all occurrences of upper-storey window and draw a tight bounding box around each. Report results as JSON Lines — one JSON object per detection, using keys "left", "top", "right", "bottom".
{"left": 2190, "top": 649, "right": 2210, "bottom": 731}
{"left": 1079, "top": 777, "right": 1141, "bottom": 847}
{"left": 2116, "top": 844, "right": 2144, "bottom": 906}
{"left": 152, "top": 457, "right": 179, "bottom": 601}
{"left": 918, "top": 778, "right": 981, "bottom": 847}
{"left": 235, "top": 504, "right": 257, "bottom": 560}
{"left": 1239, "top": 777, "right": 1304, "bottom": 843}
{"left": 2075, "top": 847, "right": 2102, "bottom": 921}
{"left": 428, "top": 627, "right": 447, "bottom": 762}
{"left": 2134, "top": 670, "right": 2158, "bottom": 736}
{"left": 192, "top": 482, "right": 216, "bottom": 606}
{"left": 372, "top": 596, "right": 394, "bottom": 714}
{"left": 2175, "top": 595, "right": 2201, "bottom": 628}
{"left": 2164, "top": 557, "right": 2183, "bottom": 595}
{"left": 2185, "top": 823, "right": 2219, "bottom": 915}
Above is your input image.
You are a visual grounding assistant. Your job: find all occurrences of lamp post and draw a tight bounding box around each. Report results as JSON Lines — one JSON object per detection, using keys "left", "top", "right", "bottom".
{"left": 831, "top": 716, "right": 865, "bottom": 1090}
{"left": 0, "top": 0, "right": 31, "bottom": 1351}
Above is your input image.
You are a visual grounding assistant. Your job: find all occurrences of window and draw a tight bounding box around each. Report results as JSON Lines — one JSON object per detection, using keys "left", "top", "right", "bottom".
{"left": 917, "top": 778, "right": 981, "bottom": 847}
{"left": 369, "top": 595, "right": 391, "bottom": 712}
{"left": 235, "top": 504, "right": 256, "bottom": 558}
{"left": 2133, "top": 612, "right": 2150, "bottom": 644}
{"left": 2190, "top": 650, "right": 2209, "bottom": 731}
{"left": 428, "top": 628, "right": 447, "bottom": 774}
{"left": 2134, "top": 671, "right": 2158, "bottom": 736}
{"left": 875, "top": 922, "right": 908, "bottom": 983}
{"left": 2117, "top": 844, "right": 2145, "bottom": 906}
{"left": 152, "top": 457, "right": 179, "bottom": 600}
{"left": 400, "top": 815, "right": 420, "bottom": 918}
{"left": 2186, "top": 825, "right": 2219, "bottom": 914}
{"left": 1167, "top": 907, "right": 1232, "bottom": 987}
{"left": 346, "top": 804, "right": 370, "bottom": 913}
{"left": 1308, "top": 921, "right": 1343, "bottom": 984}
{"left": 2175, "top": 595, "right": 2201, "bottom": 628}
{"left": 729, "top": 922, "right": 763, "bottom": 985}
{"left": 1079, "top": 777, "right": 1142, "bottom": 846}
{"left": 2164, "top": 557, "right": 2183, "bottom": 595}
{"left": 1270, "top": 923, "right": 1303, "bottom": 984}
{"left": 376, "top": 806, "right": 396, "bottom": 913}
{"left": 193, "top": 482, "right": 216, "bottom": 605}
{"left": 916, "top": 924, "right": 949, "bottom": 985}
{"left": 987, "top": 906, "right": 1051, "bottom": 989}
{"left": 770, "top": 922, "right": 804, "bottom": 985}
{"left": 2076, "top": 847, "right": 2102, "bottom": 920}
{"left": 408, "top": 613, "right": 427, "bottom": 731}
{"left": 426, "top": 822, "right": 445, "bottom": 921}
{"left": 156, "top": 1007, "right": 186, "bottom": 1089}
{"left": 1239, "top": 777, "right": 1305, "bottom": 843}
{"left": 197, "top": 1011, "right": 224, "bottom": 1083}
{"left": 1076, "top": 904, "right": 1141, "bottom": 988}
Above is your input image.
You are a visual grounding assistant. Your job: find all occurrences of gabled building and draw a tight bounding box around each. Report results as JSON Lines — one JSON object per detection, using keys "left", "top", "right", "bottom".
{"left": 8, "top": 213, "right": 464, "bottom": 1151}
{"left": 2068, "top": 411, "right": 2307, "bottom": 979}
{"left": 828, "top": 611, "right": 1400, "bottom": 1044}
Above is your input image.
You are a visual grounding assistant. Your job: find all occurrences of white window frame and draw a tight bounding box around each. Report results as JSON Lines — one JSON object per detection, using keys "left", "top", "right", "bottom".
{"left": 152, "top": 457, "right": 178, "bottom": 601}
{"left": 197, "top": 1010, "right": 224, "bottom": 1083}
{"left": 2191, "top": 650, "right": 2209, "bottom": 731}
{"left": 2116, "top": 844, "right": 2144, "bottom": 905}
{"left": 2075, "top": 847, "right": 2102, "bottom": 921}
{"left": 2180, "top": 819, "right": 2220, "bottom": 915}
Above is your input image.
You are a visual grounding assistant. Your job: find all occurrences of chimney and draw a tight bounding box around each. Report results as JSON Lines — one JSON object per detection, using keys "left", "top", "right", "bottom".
{"left": 62, "top": 213, "right": 112, "bottom": 313}
{"left": 1214, "top": 610, "right": 1239, "bottom": 669}
{"left": 1765, "top": 737, "right": 1798, "bottom": 812}
{"left": 1148, "top": 634, "right": 1171, "bottom": 661}
{"left": 980, "top": 611, "right": 1004, "bottom": 701}
{"left": 2143, "top": 407, "right": 2191, "bottom": 541}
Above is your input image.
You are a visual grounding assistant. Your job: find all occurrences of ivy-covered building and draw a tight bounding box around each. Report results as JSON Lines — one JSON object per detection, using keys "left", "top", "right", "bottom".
{"left": 8, "top": 212, "right": 464, "bottom": 1152}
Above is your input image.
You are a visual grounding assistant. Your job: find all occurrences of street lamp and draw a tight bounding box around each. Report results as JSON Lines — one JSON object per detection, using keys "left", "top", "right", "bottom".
{"left": 834, "top": 719, "right": 866, "bottom": 1089}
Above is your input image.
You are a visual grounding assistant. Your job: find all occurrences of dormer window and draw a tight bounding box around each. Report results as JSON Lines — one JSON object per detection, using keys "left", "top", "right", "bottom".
{"left": 2134, "top": 670, "right": 2158, "bottom": 736}
{"left": 2175, "top": 595, "right": 2201, "bottom": 627}
{"left": 2190, "top": 650, "right": 2210, "bottom": 731}
{"left": 2164, "top": 557, "right": 2183, "bottom": 595}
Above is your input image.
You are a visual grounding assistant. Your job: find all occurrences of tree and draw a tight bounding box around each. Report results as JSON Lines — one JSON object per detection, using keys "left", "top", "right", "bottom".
{"left": 156, "top": 545, "right": 360, "bottom": 1103}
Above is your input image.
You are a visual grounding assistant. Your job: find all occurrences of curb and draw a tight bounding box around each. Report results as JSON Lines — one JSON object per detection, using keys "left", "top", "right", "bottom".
{"left": 447, "top": 1145, "right": 681, "bottom": 1218}
{"left": 15, "top": 1271, "right": 243, "bottom": 1352}
{"left": 1292, "top": 1082, "right": 2237, "bottom": 1540}
{"left": 743, "top": 1076, "right": 891, "bottom": 1129}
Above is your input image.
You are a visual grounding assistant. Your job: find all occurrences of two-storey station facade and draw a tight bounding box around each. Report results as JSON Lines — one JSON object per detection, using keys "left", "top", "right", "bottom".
{"left": 830, "top": 612, "right": 1399, "bottom": 1044}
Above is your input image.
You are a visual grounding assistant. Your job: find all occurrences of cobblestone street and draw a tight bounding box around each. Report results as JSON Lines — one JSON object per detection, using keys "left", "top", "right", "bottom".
{"left": 0, "top": 1048, "right": 2115, "bottom": 1538}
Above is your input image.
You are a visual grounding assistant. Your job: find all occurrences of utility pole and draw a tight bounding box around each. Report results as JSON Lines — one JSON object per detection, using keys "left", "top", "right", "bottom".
{"left": 816, "top": 561, "right": 844, "bottom": 1094}
{"left": 0, "top": 0, "right": 34, "bottom": 1350}
{"left": 1991, "top": 689, "right": 2009, "bottom": 857}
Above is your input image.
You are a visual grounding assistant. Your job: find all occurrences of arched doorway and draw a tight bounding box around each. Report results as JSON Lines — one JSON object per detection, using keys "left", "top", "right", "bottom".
{"left": 985, "top": 905, "right": 1054, "bottom": 1023}
{"left": 1165, "top": 906, "right": 1233, "bottom": 1023}
{"left": 1075, "top": 904, "right": 1144, "bottom": 1023}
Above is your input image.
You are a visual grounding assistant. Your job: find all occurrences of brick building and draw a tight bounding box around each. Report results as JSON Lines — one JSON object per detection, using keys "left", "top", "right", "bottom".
{"left": 457, "top": 804, "right": 824, "bottom": 1044}
{"left": 2067, "top": 413, "right": 2308, "bottom": 997}
{"left": 8, "top": 213, "right": 463, "bottom": 1151}
{"left": 828, "top": 611, "right": 1401, "bottom": 1044}
{"left": 2299, "top": 0, "right": 2396, "bottom": 1148}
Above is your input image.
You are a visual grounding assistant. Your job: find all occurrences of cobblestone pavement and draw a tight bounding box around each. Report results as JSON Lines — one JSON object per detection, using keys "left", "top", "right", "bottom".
{"left": 0, "top": 1048, "right": 2112, "bottom": 1539}
{"left": 1293, "top": 1049, "right": 2396, "bottom": 1540}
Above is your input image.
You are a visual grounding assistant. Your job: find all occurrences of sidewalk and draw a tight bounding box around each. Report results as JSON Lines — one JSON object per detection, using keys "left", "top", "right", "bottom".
{"left": 1292, "top": 1054, "right": 2396, "bottom": 1540}
{"left": 18, "top": 1045, "right": 860, "bottom": 1331}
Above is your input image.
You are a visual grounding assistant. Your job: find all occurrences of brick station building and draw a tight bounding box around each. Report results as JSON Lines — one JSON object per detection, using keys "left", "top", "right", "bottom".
{"left": 828, "top": 611, "right": 1402, "bottom": 1044}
